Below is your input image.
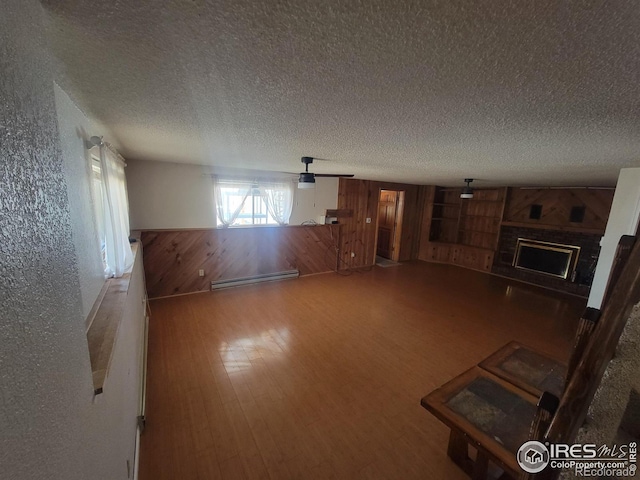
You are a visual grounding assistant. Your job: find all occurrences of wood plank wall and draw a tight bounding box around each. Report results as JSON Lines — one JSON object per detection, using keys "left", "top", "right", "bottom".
{"left": 141, "top": 225, "right": 339, "bottom": 298}
{"left": 418, "top": 186, "right": 436, "bottom": 260}
{"left": 503, "top": 188, "right": 614, "bottom": 233}
{"left": 337, "top": 179, "right": 426, "bottom": 269}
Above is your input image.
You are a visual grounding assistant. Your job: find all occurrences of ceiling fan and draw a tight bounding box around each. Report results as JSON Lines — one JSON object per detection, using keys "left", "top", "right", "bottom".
{"left": 460, "top": 178, "right": 474, "bottom": 199}
{"left": 297, "top": 156, "right": 354, "bottom": 189}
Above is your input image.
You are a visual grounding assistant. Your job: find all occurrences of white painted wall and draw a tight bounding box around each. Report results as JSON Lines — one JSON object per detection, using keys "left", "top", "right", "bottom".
{"left": 127, "top": 159, "right": 217, "bottom": 229}
{"left": 588, "top": 168, "right": 640, "bottom": 308}
{"left": 54, "top": 84, "right": 107, "bottom": 320}
{"left": 1, "top": 4, "right": 146, "bottom": 478}
{"left": 89, "top": 250, "right": 146, "bottom": 478}
{"left": 289, "top": 177, "right": 339, "bottom": 224}
{"left": 127, "top": 158, "right": 339, "bottom": 229}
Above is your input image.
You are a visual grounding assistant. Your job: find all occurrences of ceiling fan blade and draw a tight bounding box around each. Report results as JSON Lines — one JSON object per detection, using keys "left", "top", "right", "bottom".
{"left": 314, "top": 174, "right": 355, "bottom": 178}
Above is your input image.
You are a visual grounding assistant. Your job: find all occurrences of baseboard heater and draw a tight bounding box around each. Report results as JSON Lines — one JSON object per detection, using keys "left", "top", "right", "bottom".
{"left": 211, "top": 270, "right": 299, "bottom": 290}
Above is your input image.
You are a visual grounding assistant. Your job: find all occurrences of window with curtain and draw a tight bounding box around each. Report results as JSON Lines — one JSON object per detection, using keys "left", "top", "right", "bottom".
{"left": 90, "top": 154, "right": 107, "bottom": 270}
{"left": 213, "top": 176, "right": 293, "bottom": 227}
{"left": 95, "top": 143, "right": 133, "bottom": 277}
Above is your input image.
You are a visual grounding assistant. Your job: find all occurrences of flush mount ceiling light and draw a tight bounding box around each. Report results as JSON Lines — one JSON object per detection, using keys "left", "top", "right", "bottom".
{"left": 460, "top": 178, "right": 474, "bottom": 199}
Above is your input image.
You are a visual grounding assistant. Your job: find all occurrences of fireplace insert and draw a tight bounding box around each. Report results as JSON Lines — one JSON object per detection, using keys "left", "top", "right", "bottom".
{"left": 513, "top": 238, "right": 581, "bottom": 280}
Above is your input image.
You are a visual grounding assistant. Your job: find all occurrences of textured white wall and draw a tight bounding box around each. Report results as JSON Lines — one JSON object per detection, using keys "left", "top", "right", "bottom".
{"left": 54, "top": 84, "right": 107, "bottom": 320}
{"left": 588, "top": 168, "right": 640, "bottom": 308}
{"left": 0, "top": 2, "right": 145, "bottom": 478}
{"left": 127, "top": 158, "right": 338, "bottom": 229}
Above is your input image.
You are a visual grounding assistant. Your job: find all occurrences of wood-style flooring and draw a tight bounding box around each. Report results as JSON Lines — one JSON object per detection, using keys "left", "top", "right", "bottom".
{"left": 139, "top": 262, "right": 585, "bottom": 479}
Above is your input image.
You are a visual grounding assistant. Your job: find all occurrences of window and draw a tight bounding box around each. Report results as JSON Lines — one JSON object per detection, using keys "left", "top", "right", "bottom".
{"left": 213, "top": 177, "right": 293, "bottom": 227}
{"left": 89, "top": 144, "right": 133, "bottom": 278}
{"left": 90, "top": 155, "right": 107, "bottom": 270}
{"left": 216, "top": 184, "right": 277, "bottom": 226}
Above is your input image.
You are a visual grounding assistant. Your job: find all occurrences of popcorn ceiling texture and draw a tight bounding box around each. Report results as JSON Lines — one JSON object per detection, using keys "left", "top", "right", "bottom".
{"left": 42, "top": 0, "right": 640, "bottom": 186}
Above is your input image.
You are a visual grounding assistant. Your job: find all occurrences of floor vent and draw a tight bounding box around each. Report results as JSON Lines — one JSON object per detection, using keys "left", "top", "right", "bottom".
{"left": 211, "top": 270, "right": 299, "bottom": 290}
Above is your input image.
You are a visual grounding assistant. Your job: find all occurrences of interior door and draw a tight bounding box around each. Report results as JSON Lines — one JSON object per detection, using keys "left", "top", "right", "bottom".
{"left": 376, "top": 190, "right": 398, "bottom": 259}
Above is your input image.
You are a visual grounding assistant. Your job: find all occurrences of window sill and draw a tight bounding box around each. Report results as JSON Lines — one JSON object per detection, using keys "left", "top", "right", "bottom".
{"left": 86, "top": 242, "right": 140, "bottom": 395}
{"left": 140, "top": 224, "right": 332, "bottom": 231}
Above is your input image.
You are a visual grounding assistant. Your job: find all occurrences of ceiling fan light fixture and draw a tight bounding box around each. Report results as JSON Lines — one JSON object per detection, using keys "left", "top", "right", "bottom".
{"left": 460, "top": 178, "right": 474, "bottom": 199}
{"left": 296, "top": 156, "right": 353, "bottom": 188}
{"left": 298, "top": 172, "right": 315, "bottom": 189}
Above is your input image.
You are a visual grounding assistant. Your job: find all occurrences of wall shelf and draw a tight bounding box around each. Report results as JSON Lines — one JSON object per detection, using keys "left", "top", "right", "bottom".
{"left": 459, "top": 228, "right": 499, "bottom": 235}
{"left": 423, "top": 186, "right": 508, "bottom": 271}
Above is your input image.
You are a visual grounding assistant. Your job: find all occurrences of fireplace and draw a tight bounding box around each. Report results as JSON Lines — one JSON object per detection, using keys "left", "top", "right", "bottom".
{"left": 513, "top": 238, "right": 581, "bottom": 280}
{"left": 493, "top": 227, "right": 600, "bottom": 296}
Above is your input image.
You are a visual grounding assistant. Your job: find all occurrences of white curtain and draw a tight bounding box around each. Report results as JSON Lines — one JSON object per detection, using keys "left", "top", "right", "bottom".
{"left": 100, "top": 144, "right": 133, "bottom": 277}
{"left": 261, "top": 180, "right": 293, "bottom": 225}
{"left": 213, "top": 176, "right": 252, "bottom": 227}
{"left": 212, "top": 176, "right": 294, "bottom": 227}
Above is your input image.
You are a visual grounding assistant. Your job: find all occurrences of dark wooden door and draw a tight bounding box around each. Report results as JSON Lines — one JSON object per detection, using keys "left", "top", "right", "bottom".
{"left": 376, "top": 190, "right": 398, "bottom": 259}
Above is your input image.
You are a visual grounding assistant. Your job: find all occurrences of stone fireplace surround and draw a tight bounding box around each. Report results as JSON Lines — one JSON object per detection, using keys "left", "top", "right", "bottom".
{"left": 493, "top": 226, "right": 602, "bottom": 297}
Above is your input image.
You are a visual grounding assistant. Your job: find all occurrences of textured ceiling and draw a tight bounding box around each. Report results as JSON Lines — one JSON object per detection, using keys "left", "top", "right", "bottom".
{"left": 43, "top": 0, "right": 639, "bottom": 186}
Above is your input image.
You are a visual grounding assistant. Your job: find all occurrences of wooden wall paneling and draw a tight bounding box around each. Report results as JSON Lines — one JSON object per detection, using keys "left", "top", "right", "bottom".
{"left": 436, "top": 243, "right": 453, "bottom": 263}
{"left": 451, "top": 245, "right": 494, "bottom": 272}
{"left": 450, "top": 245, "right": 461, "bottom": 264}
{"left": 423, "top": 243, "right": 452, "bottom": 263}
{"left": 458, "top": 188, "right": 506, "bottom": 250}
{"left": 412, "top": 185, "right": 428, "bottom": 259}
{"left": 494, "top": 187, "right": 509, "bottom": 250}
{"left": 393, "top": 183, "right": 421, "bottom": 262}
{"left": 337, "top": 179, "right": 373, "bottom": 269}
{"left": 141, "top": 226, "right": 338, "bottom": 298}
{"left": 503, "top": 188, "right": 614, "bottom": 233}
{"left": 418, "top": 186, "right": 435, "bottom": 260}
{"left": 337, "top": 179, "right": 424, "bottom": 269}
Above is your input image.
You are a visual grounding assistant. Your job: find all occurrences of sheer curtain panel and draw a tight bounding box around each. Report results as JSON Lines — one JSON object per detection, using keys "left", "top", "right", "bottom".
{"left": 99, "top": 144, "right": 133, "bottom": 277}
{"left": 213, "top": 176, "right": 294, "bottom": 227}
{"left": 213, "top": 176, "right": 253, "bottom": 227}
{"left": 260, "top": 180, "right": 293, "bottom": 225}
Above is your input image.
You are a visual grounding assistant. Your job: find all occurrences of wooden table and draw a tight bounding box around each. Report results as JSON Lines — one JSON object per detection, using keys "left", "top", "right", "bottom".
{"left": 479, "top": 341, "right": 566, "bottom": 398}
{"left": 421, "top": 366, "right": 538, "bottom": 480}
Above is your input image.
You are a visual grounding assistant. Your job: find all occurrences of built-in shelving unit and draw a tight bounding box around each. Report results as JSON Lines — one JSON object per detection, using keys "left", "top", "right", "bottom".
{"left": 421, "top": 186, "right": 507, "bottom": 272}
{"left": 419, "top": 185, "right": 616, "bottom": 294}
{"left": 429, "top": 188, "right": 461, "bottom": 244}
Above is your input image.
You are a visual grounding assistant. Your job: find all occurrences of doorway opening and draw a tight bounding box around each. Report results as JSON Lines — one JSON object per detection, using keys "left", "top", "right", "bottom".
{"left": 375, "top": 189, "right": 405, "bottom": 263}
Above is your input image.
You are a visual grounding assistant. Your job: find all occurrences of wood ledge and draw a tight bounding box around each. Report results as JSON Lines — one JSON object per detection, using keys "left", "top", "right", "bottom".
{"left": 139, "top": 224, "right": 335, "bottom": 232}
{"left": 500, "top": 221, "right": 604, "bottom": 235}
{"left": 87, "top": 243, "right": 140, "bottom": 395}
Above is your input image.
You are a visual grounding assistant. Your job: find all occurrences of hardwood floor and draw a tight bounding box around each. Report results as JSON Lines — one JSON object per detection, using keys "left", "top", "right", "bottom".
{"left": 139, "top": 261, "right": 585, "bottom": 479}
